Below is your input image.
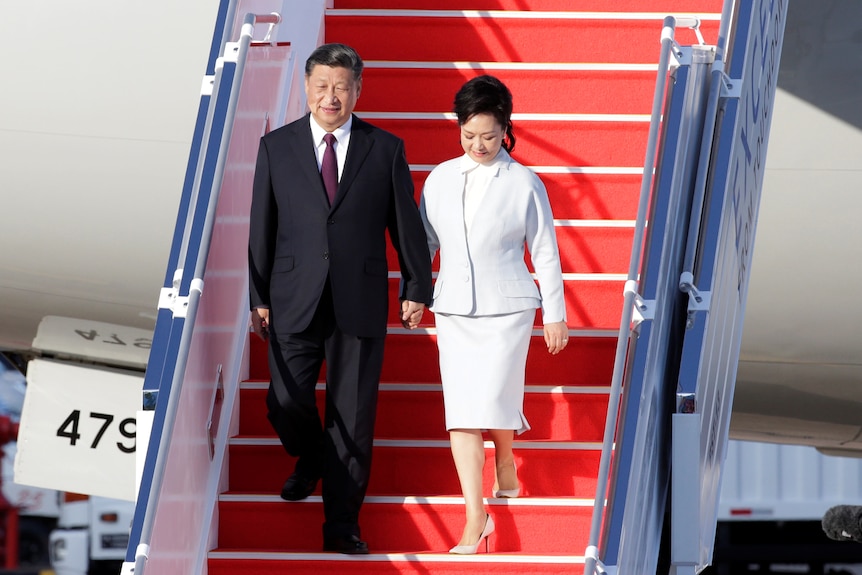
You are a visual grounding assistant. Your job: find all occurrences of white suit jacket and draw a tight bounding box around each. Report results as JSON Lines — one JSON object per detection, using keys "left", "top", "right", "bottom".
{"left": 420, "top": 150, "right": 566, "bottom": 323}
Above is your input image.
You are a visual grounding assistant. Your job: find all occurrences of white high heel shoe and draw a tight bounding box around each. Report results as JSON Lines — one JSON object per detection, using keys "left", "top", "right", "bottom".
{"left": 493, "top": 485, "right": 521, "bottom": 498}
{"left": 449, "top": 514, "right": 495, "bottom": 554}
{"left": 493, "top": 463, "right": 521, "bottom": 498}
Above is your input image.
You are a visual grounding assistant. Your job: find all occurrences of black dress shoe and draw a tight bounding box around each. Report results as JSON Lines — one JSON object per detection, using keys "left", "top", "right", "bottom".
{"left": 323, "top": 534, "right": 369, "bottom": 555}
{"left": 279, "top": 472, "right": 318, "bottom": 501}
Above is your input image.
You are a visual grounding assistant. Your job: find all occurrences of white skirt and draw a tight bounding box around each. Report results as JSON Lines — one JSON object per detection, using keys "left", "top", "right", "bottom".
{"left": 435, "top": 309, "right": 534, "bottom": 434}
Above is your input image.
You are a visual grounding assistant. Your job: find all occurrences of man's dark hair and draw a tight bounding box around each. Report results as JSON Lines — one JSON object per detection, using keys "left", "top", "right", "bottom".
{"left": 453, "top": 75, "right": 516, "bottom": 152}
{"left": 305, "top": 43, "right": 364, "bottom": 81}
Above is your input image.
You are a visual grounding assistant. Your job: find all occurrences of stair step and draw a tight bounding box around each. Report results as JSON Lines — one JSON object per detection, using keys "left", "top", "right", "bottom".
{"left": 388, "top": 280, "right": 627, "bottom": 330}
{"left": 208, "top": 551, "right": 584, "bottom": 575}
{"left": 558, "top": 224, "right": 635, "bottom": 273}
{"left": 238, "top": 384, "right": 610, "bottom": 441}
{"left": 248, "top": 333, "right": 618, "bottom": 385}
{"left": 367, "top": 116, "right": 649, "bottom": 167}
{"left": 410, "top": 171, "right": 644, "bottom": 221}
{"left": 228, "top": 438, "right": 602, "bottom": 497}
{"left": 381, "top": 269, "right": 630, "bottom": 329}
{"left": 359, "top": 66, "right": 656, "bottom": 115}
{"left": 334, "top": 0, "right": 722, "bottom": 11}
{"left": 216, "top": 495, "right": 593, "bottom": 554}
{"left": 381, "top": 224, "right": 633, "bottom": 275}
{"left": 326, "top": 11, "right": 719, "bottom": 63}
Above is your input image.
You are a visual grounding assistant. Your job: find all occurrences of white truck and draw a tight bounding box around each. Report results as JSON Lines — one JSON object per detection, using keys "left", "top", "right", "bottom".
{"left": 48, "top": 494, "right": 135, "bottom": 575}
{"left": 709, "top": 439, "right": 862, "bottom": 574}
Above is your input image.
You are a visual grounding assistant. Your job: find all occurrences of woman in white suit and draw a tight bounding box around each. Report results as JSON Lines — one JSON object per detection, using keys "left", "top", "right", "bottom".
{"left": 420, "top": 75, "right": 569, "bottom": 554}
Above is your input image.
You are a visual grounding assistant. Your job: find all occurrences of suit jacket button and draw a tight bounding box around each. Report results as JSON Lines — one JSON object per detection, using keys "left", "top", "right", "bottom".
{"left": 327, "top": 219, "right": 335, "bottom": 225}
{"left": 323, "top": 251, "right": 330, "bottom": 259}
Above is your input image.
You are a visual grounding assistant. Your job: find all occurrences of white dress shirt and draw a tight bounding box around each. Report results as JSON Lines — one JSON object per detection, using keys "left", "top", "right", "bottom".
{"left": 309, "top": 115, "right": 352, "bottom": 182}
{"left": 460, "top": 152, "right": 504, "bottom": 231}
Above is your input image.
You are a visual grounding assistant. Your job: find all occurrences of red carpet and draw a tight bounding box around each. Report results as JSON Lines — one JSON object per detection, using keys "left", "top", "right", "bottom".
{"left": 209, "top": 1, "right": 722, "bottom": 572}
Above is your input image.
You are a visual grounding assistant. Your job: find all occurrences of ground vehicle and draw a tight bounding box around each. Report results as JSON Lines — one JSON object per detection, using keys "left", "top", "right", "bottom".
{"left": 49, "top": 494, "right": 135, "bottom": 575}
{"left": 708, "top": 440, "right": 862, "bottom": 574}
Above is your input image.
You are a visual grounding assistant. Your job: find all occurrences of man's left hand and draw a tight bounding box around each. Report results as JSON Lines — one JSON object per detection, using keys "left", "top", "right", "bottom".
{"left": 400, "top": 300, "right": 425, "bottom": 329}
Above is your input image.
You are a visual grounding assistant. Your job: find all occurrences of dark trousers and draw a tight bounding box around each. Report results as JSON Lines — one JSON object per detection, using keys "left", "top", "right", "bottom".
{"left": 266, "top": 281, "right": 384, "bottom": 539}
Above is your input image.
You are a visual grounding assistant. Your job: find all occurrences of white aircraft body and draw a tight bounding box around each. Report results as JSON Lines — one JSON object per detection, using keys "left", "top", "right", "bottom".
{"left": 1, "top": 0, "right": 861, "bottom": 456}
{"left": 0, "top": 1, "right": 219, "bottom": 350}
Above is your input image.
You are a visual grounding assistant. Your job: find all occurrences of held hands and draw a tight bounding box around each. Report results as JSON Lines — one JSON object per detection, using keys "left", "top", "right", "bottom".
{"left": 401, "top": 300, "right": 425, "bottom": 329}
{"left": 252, "top": 307, "right": 270, "bottom": 341}
{"left": 544, "top": 321, "right": 569, "bottom": 355}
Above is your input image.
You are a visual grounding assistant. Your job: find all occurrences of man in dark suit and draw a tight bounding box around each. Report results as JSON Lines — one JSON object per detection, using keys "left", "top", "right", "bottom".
{"left": 248, "top": 43, "right": 432, "bottom": 555}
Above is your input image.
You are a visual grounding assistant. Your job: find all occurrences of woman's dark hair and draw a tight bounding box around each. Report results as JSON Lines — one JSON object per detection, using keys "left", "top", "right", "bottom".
{"left": 453, "top": 75, "right": 516, "bottom": 152}
{"left": 305, "top": 43, "right": 363, "bottom": 81}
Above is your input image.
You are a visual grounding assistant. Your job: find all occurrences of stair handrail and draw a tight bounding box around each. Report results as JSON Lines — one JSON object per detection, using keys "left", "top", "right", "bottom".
{"left": 678, "top": 61, "right": 729, "bottom": 308}
{"left": 129, "top": 12, "right": 281, "bottom": 575}
{"left": 679, "top": 0, "right": 736, "bottom": 302}
{"left": 583, "top": 15, "right": 705, "bottom": 575}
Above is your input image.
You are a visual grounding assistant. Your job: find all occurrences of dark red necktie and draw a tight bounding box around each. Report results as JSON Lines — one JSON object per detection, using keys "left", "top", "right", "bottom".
{"left": 321, "top": 133, "right": 338, "bottom": 204}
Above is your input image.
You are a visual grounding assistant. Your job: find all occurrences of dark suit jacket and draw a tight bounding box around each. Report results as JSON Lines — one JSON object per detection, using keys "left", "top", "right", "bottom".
{"left": 249, "top": 114, "right": 432, "bottom": 338}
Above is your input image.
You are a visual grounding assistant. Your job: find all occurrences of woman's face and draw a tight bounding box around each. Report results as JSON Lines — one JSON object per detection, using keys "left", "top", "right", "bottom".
{"left": 460, "top": 113, "right": 505, "bottom": 165}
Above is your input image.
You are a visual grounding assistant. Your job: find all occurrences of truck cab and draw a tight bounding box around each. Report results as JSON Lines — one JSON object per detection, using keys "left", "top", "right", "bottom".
{"left": 49, "top": 493, "right": 134, "bottom": 575}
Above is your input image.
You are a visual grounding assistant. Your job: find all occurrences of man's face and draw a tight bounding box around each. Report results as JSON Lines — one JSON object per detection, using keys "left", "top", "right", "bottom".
{"left": 305, "top": 64, "right": 361, "bottom": 132}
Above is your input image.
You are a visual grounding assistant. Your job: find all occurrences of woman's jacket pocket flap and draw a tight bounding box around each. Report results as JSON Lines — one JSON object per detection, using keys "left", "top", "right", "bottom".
{"left": 432, "top": 278, "right": 445, "bottom": 298}
{"left": 497, "top": 279, "right": 539, "bottom": 298}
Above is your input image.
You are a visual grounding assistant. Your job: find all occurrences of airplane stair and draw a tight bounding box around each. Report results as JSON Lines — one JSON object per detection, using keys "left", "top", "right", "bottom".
{"left": 207, "top": 1, "right": 722, "bottom": 573}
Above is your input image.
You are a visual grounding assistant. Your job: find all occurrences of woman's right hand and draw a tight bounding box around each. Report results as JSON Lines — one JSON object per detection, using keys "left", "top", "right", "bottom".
{"left": 543, "top": 321, "right": 569, "bottom": 355}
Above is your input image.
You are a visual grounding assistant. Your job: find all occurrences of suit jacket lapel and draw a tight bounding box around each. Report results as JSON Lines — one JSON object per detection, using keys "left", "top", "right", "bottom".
{"left": 288, "top": 114, "right": 330, "bottom": 209}
{"left": 333, "top": 115, "right": 373, "bottom": 210}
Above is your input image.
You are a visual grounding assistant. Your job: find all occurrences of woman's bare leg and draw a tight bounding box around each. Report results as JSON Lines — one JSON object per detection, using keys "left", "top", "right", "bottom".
{"left": 449, "top": 429, "right": 488, "bottom": 545}
{"left": 488, "top": 428, "right": 518, "bottom": 493}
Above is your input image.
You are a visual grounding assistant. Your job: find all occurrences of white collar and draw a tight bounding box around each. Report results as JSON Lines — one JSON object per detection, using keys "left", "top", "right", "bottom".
{"left": 458, "top": 147, "right": 511, "bottom": 175}
{"left": 309, "top": 114, "right": 353, "bottom": 145}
